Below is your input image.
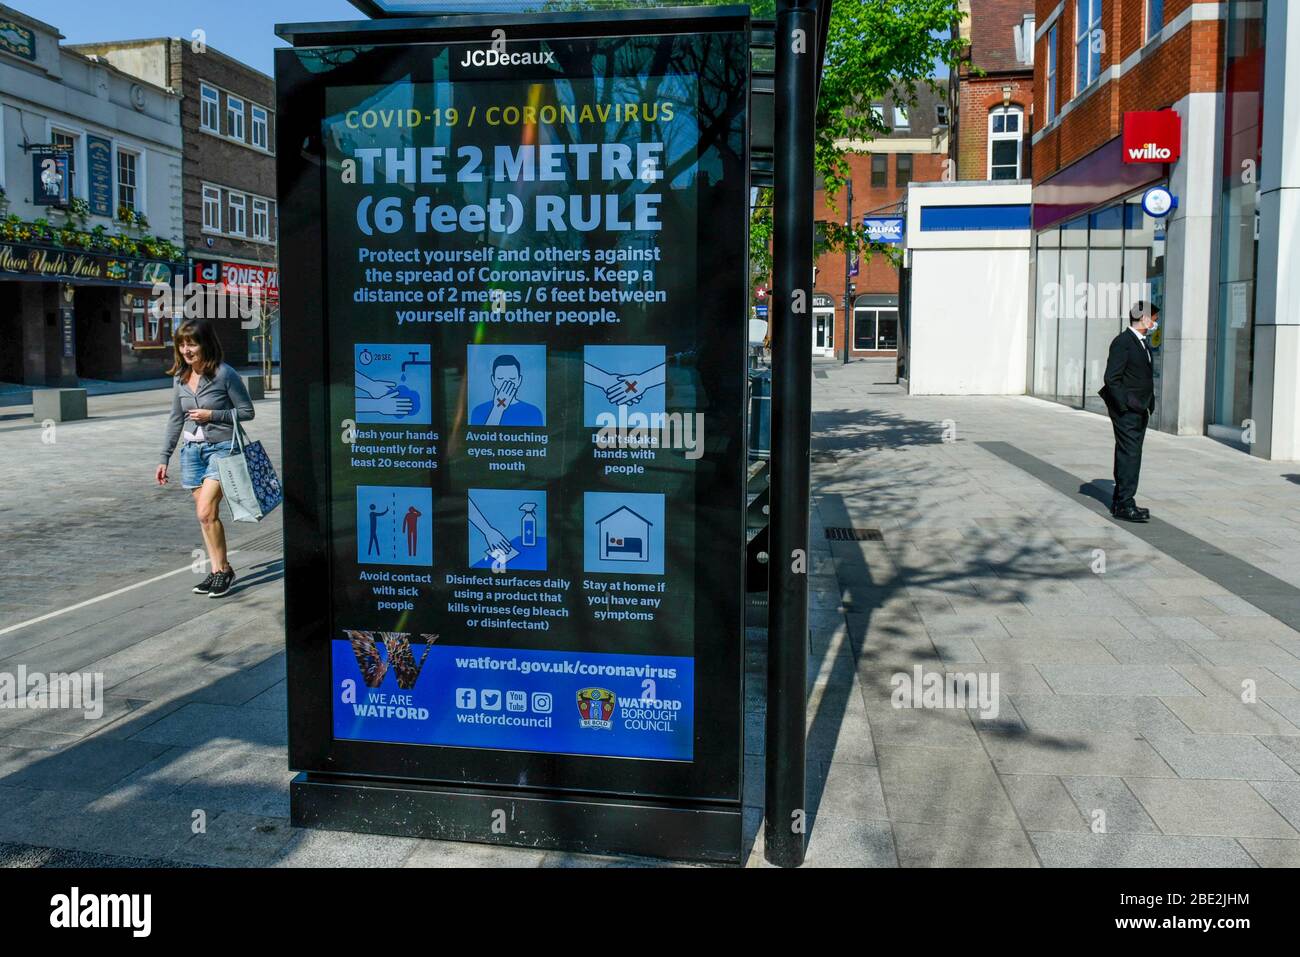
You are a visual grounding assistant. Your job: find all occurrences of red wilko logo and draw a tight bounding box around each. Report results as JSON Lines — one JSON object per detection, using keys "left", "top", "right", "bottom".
{"left": 1123, "top": 111, "right": 1181, "bottom": 164}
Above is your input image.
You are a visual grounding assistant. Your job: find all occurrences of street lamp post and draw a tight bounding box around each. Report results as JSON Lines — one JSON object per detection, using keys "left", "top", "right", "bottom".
{"left": 842, "top": 176, "right": 852, "bottom": 364}
{"left": 766, "top": 0, "right": 816, "bottom": 869}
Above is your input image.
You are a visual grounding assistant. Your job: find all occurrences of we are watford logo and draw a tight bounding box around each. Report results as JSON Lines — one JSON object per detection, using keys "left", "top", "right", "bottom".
{"left": 346, "top": 630, "right": 437, "bottom": 689}
{"left": 1122, "top": 110, "right": 1181, "bottom": 164}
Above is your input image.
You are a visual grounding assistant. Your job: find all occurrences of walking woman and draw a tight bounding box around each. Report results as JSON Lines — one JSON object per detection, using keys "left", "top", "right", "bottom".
{"left": 155, "top": 318, "right": 254, "bottom": 597}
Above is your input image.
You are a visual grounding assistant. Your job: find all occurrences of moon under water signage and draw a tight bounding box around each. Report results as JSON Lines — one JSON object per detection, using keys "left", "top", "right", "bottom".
{"left": 278, "top": 11, "right": 749, "bottom": 823}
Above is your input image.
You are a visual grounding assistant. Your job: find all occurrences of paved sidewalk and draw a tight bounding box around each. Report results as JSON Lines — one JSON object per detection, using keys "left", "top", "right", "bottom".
{"left": 787, "top": 358, "right": 1300, "bottom": 867}
{"left": 1, "top": 361, "right": 1298, "bottom": 866}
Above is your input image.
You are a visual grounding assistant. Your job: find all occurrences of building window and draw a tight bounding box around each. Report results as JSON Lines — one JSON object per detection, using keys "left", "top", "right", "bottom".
{"left": 871, "top": 103, "right": 885, "bottom": 126}
{"left": 1146, "top": 0, "right": 1164, "bottom": 41}
{"left": 896, "top": 153, "right": 913, "bottom": 188}
{"left": 988, "top": 106, "right": 1023, "bottom": 180}
{"left": 893, "top": 105, "right": 909, "bottom": 129}
{"left": 228, "top": 192, "right": 247, "bottom": 236}
{"left": 51, "top": 129, "right": 79, "bottom": 197}
{"left": 252, "top": 197, "right": 270, "bottom": 240}
{"left": 202, "top": 185, "right": 221, "bottom": 232}
{"left": 1075, "top": 0, "right": 1103, "bottom": 93}
{"left": 251, "top": 105, "right": 269, "bottom": 150}
{"left": 871, "top": 154, "right": 887, "bottom": 188}
{"left": 227, "top": 96, "right": 245, "bottom": 141}
{"left": 1017, "top": 15, "right": 1036, "bottom": 65}
{"left": 200, "top": 84, "right": 220, "bottom": 132}
{"left": 853, "top": 306, "right": 900, "bottom": 351}
{"left": 1046, "top": 26, "right": 1059, "bottom": 121}
{"left": 116, "top": 149, "right": 139, "bottom": 215}
{"left": 936, "top": 103, "right": 949, "bottom": 126}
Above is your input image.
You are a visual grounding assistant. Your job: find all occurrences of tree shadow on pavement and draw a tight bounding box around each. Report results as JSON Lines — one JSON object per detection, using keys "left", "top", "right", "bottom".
{"left": 798, "top": 402, "right": 1108, "bottom": 866}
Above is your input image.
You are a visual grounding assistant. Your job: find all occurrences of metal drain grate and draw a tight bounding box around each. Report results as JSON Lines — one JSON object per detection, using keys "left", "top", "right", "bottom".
{"left": 823, "top": 527, "right": 883, "bottom": 542}
{"left": 233, "top": 529, "right": 285, "bottom": 553}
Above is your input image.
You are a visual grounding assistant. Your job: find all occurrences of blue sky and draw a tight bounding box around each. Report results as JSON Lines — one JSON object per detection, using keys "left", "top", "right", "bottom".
{"left": 20, "top": 0, "right": 365, "bottom": 75}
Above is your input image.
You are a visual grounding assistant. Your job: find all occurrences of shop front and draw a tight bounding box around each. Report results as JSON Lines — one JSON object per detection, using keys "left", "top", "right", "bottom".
{"left": 812, "top": 292, "right": 835, "bottom": 356}
{"left": 1031, "top": 136, "right": 1170, "bottom": 426}
{"left": 1210, "top": 0, "right": 1266, "bottom": 445}
{"left": 191, "top": 256, "right": 281, "bottom": 367}
{"left": 853, "top": 293, "right": 899, "bottom": 355}
{"left": 0, "top": 241, "right": 183, "bottom": 385}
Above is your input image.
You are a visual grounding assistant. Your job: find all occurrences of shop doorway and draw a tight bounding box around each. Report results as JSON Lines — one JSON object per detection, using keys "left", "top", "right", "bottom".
{"left": 812, "top": 307, "right": 835, "bottom": 356}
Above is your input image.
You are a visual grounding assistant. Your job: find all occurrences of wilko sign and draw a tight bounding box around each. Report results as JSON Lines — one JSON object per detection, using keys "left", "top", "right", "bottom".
{"left": 192, "top": 258, "right": 279, "bottom": 299}
{"left": 1123, "top": 110, "right": 1181, "bottom": 164}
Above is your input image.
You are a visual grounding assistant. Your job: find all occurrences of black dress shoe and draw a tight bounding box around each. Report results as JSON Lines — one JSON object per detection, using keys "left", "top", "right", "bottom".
{"left": 1133, "top": 506, "right": 1151, "bottom": 519}
{"left": 1112, "top": 505, "right": 1149, "bottom": 523}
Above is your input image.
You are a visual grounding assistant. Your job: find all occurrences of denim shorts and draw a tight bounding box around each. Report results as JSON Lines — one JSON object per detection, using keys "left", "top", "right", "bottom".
{"left": 180, "top": 440, "right": 233, "bottom": 489}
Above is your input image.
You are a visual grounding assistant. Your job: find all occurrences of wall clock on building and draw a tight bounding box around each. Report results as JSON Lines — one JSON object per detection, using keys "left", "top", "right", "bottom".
{"left": 1142, "top": 186, "right": 1176, "bottom": 218}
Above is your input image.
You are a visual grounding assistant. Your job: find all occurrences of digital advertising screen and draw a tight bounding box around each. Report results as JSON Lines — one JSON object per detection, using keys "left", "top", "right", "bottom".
{"left": 279, "top": 17, "right": 748, "bottom": 803}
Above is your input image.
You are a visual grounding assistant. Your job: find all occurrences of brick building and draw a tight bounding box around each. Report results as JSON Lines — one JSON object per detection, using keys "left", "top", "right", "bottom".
{"left": 810, "top": 82, "right": 948, "bottom": 360}
{"left": 950, "top": 0, "right": 1037, "bottom": 181}
{"left": 70, "top": 38, "right": 280, "bottom": 367}
{"left": 1026, "top": 0, "right": 1298, "bottom": 459}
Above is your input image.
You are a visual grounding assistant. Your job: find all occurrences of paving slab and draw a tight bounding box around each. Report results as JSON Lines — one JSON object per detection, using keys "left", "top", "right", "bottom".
{"left": 1124, "top": 778, "right": 1299, "bottom": 839}
{"left": 893, "top": 823, "right": 1039, "bottom": 867}
{"left": 1029, "top": 832, "right": 1258, "bottom": 868}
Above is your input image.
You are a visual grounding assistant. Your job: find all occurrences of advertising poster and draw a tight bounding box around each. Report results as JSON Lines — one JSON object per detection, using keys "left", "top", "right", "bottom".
{"left": 284, "top": 22, "right": 748, "bottom": 782}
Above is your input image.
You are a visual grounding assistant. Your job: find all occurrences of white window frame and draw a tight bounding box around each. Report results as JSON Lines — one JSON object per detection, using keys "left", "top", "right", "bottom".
{"left": 1145, "top": 0, "right": 1164, "bottom": 42}
{"left": 251, "top": 197, "right": 270, "bottom": 241}
{"left": 892, "top": 105, "right": 909, "bottom": 129}
{"left": 1075, "top": 0, "right": 1103, "bottom": 94}
{"left": 226, "top": 95, "right": 245, "bottom": 142}
{"left": 250, "top": 104, "right": 269, "bottom": 151}
{"left": 1046, "top": 26, "right": 1059, "bottom": 121}
{"left": 1020, "top": 16, "right": 1037, "bottom": 66}
{"left": 988, "top": 106, "right": 1024, "bottom": 180}
{"left": 228, "top": 191, "right": 247, "bottom": 237}
{"left": 200, "top": 83, "right": 220, "bottom": 133}
{"left": 115, "top": 146, "right": 142, "bottom": 217}
{"left": 202, "top": 184, "right": 222, "bottom": 233}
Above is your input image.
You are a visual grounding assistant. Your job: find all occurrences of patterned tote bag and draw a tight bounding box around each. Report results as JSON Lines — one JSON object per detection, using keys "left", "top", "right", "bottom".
{"left": 216, "top": 410, "right": 283, "bottom": 522}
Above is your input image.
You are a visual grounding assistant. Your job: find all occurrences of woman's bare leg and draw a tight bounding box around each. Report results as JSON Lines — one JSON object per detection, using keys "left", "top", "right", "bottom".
{"left": 194, "top": 479, "right": 229, "bottom": 572}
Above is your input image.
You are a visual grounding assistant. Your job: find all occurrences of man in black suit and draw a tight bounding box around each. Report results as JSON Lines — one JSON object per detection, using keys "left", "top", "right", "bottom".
{"left": 1099, "top": 301, "right": 1159, "bottom": 522}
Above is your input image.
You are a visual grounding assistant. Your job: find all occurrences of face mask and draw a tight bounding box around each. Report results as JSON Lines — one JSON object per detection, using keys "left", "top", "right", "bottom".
{"left": 1149, "top": 320, "right": 1159, "bottom": 333}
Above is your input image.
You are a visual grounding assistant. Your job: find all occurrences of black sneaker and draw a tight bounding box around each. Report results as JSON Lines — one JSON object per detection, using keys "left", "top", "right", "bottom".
{"left": 208, "top": 569, "right": 236, "bottom": 598}
{"left": 192, "top": 572, "right": 218, "bottom": 595}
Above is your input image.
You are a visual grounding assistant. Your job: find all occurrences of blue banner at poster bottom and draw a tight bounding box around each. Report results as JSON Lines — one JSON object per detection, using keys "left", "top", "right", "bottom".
{"left": 332, "top": 639, "right": 694, "bottom": 760}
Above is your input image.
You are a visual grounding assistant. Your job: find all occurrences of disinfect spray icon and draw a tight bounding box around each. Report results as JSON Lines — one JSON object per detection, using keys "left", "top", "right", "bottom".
{"left": 520, "top": 502, "right": 538, "bottom": 547}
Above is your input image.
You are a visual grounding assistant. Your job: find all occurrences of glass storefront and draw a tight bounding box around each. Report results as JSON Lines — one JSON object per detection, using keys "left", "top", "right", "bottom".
{"left": 853, "top": 295, "right": 899, "bottom": 351}
{"left": 1211, "top": 0, "right": 1266, "bottom": 434}
{"left": 1031, "top": 189, "right": 1167, "bottom": 423}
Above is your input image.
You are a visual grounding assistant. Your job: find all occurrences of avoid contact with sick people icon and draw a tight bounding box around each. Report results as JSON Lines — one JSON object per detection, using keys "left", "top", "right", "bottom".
{"left": 468, "top": 488, "right": 547, "bottom": 571}
{"left": 356, "top": 486, "right": 433, "bottom": 566}
{"left": 583, "top": 345, "right": 666, "bottom": 426}
{"left": 355, "top": 344, "right": 432, "bottom": 424}
{"left": 584, "top": 492, "right": 665, "bottom": 575}
{"left": 467, "top": 344, "right": 546, "bottom": 427}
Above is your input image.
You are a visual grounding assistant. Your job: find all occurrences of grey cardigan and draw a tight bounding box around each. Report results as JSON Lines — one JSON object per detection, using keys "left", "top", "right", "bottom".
{"left": 159, "top": 363, "right": 255, "bottom": 465}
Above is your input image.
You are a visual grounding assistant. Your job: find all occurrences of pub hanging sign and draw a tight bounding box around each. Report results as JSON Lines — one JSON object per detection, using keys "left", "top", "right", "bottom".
{"left": 31, "top": 145, "right": 71, "bottom": 208}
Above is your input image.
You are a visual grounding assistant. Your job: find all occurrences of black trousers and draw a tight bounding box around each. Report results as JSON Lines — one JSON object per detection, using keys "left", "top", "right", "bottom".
{"left": 1109, "top": 409, "right": 1148, "bottom": 509}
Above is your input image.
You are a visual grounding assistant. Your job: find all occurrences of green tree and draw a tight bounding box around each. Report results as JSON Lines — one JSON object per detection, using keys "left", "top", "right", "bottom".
{"left": 748, "top": 0, "right": 966, "bottom": 284}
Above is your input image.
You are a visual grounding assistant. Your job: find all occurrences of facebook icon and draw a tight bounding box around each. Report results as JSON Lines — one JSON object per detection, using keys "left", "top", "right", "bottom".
{"left": 455, "top": 688, "right": 476, "bottom": 709}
